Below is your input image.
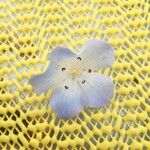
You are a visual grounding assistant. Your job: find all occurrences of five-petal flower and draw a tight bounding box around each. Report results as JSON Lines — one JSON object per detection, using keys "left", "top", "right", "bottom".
{"left": 29, "top": 39, "right": 115, "bottom": 118}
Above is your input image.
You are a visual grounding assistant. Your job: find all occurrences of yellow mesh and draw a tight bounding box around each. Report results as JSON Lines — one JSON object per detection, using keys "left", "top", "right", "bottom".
{"left": 0, "top": 0, "right": 149, "bottom": 149}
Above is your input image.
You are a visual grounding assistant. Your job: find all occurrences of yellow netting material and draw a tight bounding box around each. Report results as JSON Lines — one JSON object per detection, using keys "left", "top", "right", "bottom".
{"left": 0, "top": 0, "right": 149, "bottom": 149}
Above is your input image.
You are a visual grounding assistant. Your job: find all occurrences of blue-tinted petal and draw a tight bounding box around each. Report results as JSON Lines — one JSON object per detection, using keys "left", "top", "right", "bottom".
{"left": 29, "top": 62, "right": 68, "bottom": 94}
{"left": 79, "top": 39, "right": 114, "bottom": 70}
{"left": 48, "top": 46, "right": 77, "bottom": 62}
{"left": 79, "top": 73, "right": 114, "bottom": 108}
{"left": 49, "top": 79, "right": 82, "bottom": 119}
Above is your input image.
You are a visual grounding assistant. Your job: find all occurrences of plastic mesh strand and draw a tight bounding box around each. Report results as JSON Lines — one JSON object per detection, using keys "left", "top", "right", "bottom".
{"left": 0, "top": 0, "right": 150, "bottom": 149}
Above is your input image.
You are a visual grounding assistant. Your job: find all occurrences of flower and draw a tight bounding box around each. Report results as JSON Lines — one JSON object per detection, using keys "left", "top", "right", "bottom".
{"left": 29, "top": 39, "right": 114, "bottom": 119}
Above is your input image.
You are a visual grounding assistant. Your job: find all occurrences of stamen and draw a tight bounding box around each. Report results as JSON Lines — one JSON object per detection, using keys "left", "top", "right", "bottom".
{"left": 62, "top": 68, "right": 66, "bottom": 71}
{"left": 77, "top": 57, "right": 81, "bottom": 60}
{"left": 65, "top": 86, "right": 69, "bottom": 89}
{"left": 82, "top": 80, "right": 86, "bottom": 84}
{"left": 88, "top": 69, "right": 91, "bottom": 73}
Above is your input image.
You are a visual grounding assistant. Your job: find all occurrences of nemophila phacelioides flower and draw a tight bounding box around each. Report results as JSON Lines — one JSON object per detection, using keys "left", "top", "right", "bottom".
{"left": 29, "top": 39, "right": 114, "bottom": 119}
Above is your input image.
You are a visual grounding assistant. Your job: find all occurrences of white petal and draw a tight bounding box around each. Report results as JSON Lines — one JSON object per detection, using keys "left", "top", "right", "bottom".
{"left": 48, "top": 46, "right": 77, "bottom": 62}
{"left": 49, "top": 79, "right": 82, "bottom": 118}
{"left": 79, "top": 73, "right": 114, "bottom": 108}
{"left": 29, "top": 62, "right": 68, "bottom": 94}
{"left": 79, "top": 39, "right": 114, "bottom": 70}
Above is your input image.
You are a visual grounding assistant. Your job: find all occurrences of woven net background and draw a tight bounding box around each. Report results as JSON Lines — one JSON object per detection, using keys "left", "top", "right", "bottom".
{"left": 0, "top": 0, "right": 150, "bottom": 149}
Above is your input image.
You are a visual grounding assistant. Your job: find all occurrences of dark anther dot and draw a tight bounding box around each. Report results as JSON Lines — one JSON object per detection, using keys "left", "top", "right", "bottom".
{"left": 88, "top": 69, "right": 91, "bottom": 73}
{"left": 62, "top": 68, "right": 66, "bottom": 71}
{"left": 65, "top": 86, "right": 69, "bottom": 89}
{"left": 77, "top": 57, "right": 81, "bottom": 60}
{"left": 82, "top": 80, "right": 86, "bottom": 84}
{"left": 133, "top": 77, "right": 139, "bottom": 84}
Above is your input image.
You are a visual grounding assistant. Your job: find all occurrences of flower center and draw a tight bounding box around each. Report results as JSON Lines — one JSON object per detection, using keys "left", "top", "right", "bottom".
{"left": 70, "top": 68, "right": 78, "bottom": 76}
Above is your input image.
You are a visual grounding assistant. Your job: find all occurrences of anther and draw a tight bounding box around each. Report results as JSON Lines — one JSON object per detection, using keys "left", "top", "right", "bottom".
{"left": 65, "top": 86, "right": 69, "bottom": 89}
{"left": 82, "top": 80, "right": 86, "bottom": 84}
{"left": 62, "top": 68, "right": 66, "bottom": 71}
{"left": 88, "top": 69, "right": 91, "bottom": 73}
{"left": 77, "top": 57, "right": 81, "bottom": 60}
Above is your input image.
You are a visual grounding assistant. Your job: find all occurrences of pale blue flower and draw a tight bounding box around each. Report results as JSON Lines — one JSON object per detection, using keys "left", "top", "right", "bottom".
{"left": 29, "top": 39, "right": 114, "bottom": 118}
